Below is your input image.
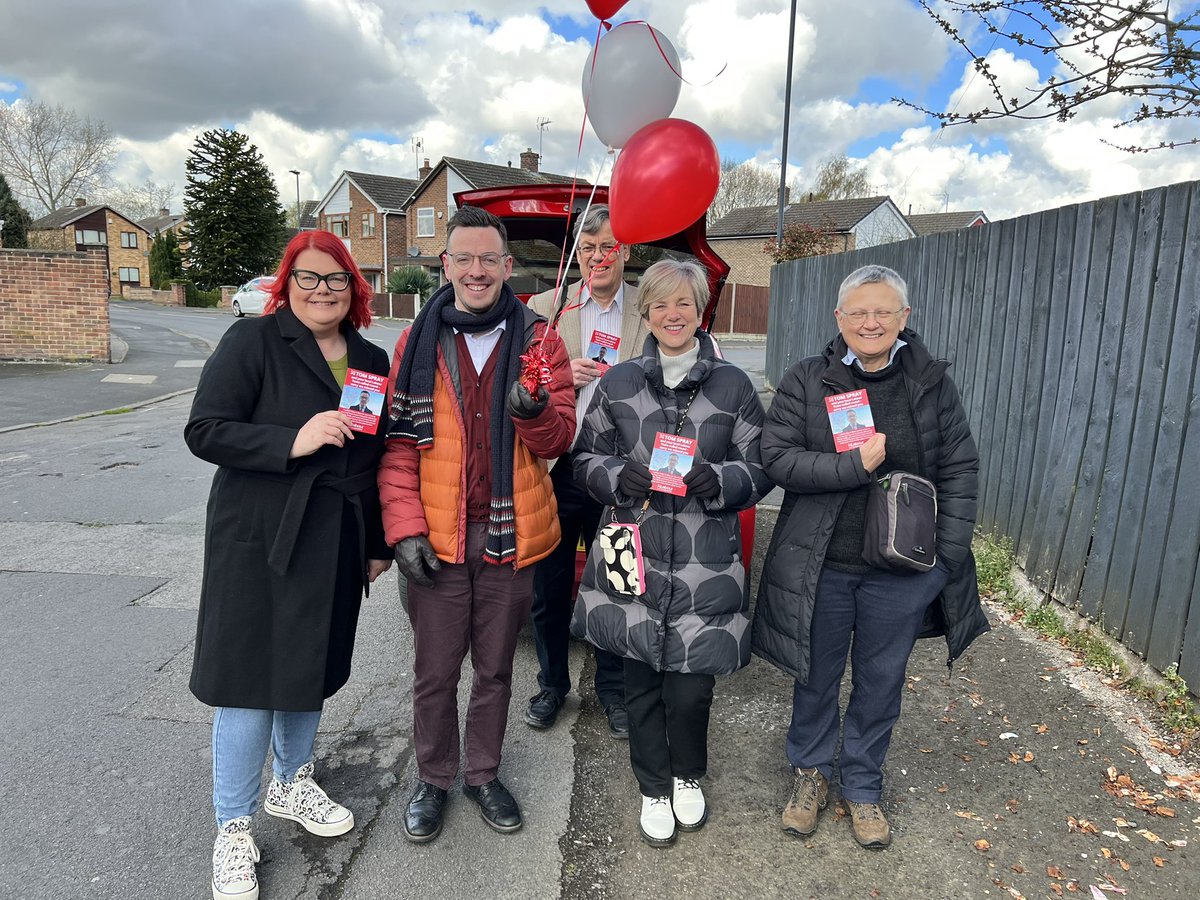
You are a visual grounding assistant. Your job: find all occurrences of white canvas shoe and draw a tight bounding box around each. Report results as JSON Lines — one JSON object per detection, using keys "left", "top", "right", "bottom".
{"left": 639, "top": 794, "right": 677, "bottom": 847}
{"left": 264, "top": 761, "right": 354, "bottom": 837}
{"left": 212, "top": 817, "right": 260, "bottom": 900}
{"left": 672, "top": 777, "right": 707, "bottom": 830}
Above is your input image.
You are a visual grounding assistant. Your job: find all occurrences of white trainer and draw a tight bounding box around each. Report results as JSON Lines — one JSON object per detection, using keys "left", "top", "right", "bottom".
{"left": 639, "top": 794, "right": 677, "bottom": 847}
{"left": 672, "top": 777, "right": 707, "bottom": 830}
{"left": 264, "top": 761, "right": 354, "bottom": 837}
{"left": 212, "top": 817, "right": 260, "bottom": 900}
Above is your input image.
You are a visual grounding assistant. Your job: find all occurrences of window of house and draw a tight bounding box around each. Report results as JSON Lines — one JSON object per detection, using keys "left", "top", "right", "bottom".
{"left": 120, "top": 231, "right": 138, "bottom": 249}
{"left": 118, "top": 267, "right": 140, "bottom": 283}
{"left": 362, "top": 212, "right": 376, "bottom": 238}
{"left": 328, "top": 214, "right": 349, "bottom": 238}
{"left": 367, "top": 272, "right": 381, "bottom": 291}
{"left": 416, "top": 207, "right": 435, "bottom": 238}
{"left": 75, "top": 229, "right": 106, "bottom": 245}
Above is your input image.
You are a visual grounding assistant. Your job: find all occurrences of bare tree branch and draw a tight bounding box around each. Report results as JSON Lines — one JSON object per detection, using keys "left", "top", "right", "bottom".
{"left": 0, "top": 101, "right": 118, "bottom": 214}
{"left": 896, "top": 1, "right": 1200, "bottom": 152}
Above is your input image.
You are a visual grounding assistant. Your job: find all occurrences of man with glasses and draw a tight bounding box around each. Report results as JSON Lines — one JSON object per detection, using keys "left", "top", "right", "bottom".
{"left": 524, "top": 204, "right": 648, "bottom": 738}
{"left": 379, "top": 206, "right": 576, "bottom": 843}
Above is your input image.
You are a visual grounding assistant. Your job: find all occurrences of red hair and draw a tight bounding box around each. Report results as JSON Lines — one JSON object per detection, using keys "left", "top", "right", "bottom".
{"left": 264, "top": 230, "right": 375, "bottom": 329}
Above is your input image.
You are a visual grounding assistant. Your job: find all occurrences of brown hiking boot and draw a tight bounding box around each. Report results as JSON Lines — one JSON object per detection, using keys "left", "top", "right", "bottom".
{"left": 847, "top": 801, "right": 892, "bottom": 849}
{"left": 781, "top": 767, "right": 828, "bottom": 837}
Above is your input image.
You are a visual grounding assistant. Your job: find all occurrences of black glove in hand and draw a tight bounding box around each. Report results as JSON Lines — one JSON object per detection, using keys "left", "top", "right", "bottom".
{"left": 506, "top": 381, "right": 549, "bottom": 420}
{"left": 617, "top": 460, "right": 653, "bottom": 499}
{"left": 683, "top": 463, "right": 720, "bottom": 500}
{"left": 394, "top": 535, "right": 441, "bottom": 588}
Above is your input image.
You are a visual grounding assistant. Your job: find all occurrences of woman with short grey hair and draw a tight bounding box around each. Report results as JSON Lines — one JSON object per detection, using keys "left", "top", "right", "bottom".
{"left": 753, "top": 264, "right": 988, "bottom": 850}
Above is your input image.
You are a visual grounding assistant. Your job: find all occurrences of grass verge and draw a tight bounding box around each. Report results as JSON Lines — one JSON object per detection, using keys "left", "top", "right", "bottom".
{"left": 973, "top": 532, "right": 1199, "bottom": 738}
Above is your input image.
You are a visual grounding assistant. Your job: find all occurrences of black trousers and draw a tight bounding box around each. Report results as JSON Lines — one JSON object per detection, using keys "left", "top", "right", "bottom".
{"left": 531, "top": 454, "right": 624, "bottom": 706}
{"left": 624, "top": 657, "right": 716, "bottom": 797}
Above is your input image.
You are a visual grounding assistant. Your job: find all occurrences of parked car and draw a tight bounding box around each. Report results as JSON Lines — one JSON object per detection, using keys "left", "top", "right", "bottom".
{"left": 230, "top": 277, "right": 275, "bottom": 317}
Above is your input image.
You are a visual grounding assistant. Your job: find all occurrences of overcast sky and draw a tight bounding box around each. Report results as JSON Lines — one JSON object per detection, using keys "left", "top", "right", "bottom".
{"left": 2, "top": 0, "right": 1197, "bottom": 221}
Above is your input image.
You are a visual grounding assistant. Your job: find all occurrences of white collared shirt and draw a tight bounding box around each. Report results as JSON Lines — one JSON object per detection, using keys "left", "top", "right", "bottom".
{"left": 843, "top": 338, "right": 907, "bottom": 370}
{"left": 454, "top": 320, "right": 507, "bottom": 374}
{"left": 577, "top": 283, "right": 625, "bottom": 420}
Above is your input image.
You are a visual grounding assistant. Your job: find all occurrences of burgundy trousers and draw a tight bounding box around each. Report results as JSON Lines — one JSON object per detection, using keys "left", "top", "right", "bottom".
{"left": 407, "top": 522, "right": 535, "bottom": 789}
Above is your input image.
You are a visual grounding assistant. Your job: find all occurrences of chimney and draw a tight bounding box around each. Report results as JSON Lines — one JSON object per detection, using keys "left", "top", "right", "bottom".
{"left": 520, "top": 148, "right": 540, "bottom": 172}
{"left": 75, "top": 197, "right": 87, "bottom": 207}
{"left": 784, "top": 186, "right": 791, "bottom": 204}
{"left": 419, "top": 157, "right": 432, "bottom": 180}
{"left": 159, "top": 207, "right": 170, "bottom": 217}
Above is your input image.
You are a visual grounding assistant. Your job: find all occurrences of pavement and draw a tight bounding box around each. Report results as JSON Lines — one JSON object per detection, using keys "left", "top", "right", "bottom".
{"left": 1, "top": 303, "right": 1198, "bottom": 899}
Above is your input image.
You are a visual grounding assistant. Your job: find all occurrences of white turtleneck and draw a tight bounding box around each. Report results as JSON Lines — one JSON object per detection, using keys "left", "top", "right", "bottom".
{"left": 659, "top": 338, "right": 700, "bottom": 389}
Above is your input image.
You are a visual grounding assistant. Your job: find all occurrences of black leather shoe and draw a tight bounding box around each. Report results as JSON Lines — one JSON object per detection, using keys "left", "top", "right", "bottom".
{"left": 605, "top": 702, "right": 630, "bottom": 740}
{"left": 403, "top": 780, "right": 447, "bottom": 843}
{"left": 463, "top": 778, "right": 522, "bottom": 833}
{"left": 525, "top": 689, "right": 565, "bottom": 729}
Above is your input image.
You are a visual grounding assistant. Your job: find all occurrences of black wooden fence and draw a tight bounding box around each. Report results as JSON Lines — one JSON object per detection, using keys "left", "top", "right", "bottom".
{"left": 765, "top": 180, "right": 1200, "bottom": 688}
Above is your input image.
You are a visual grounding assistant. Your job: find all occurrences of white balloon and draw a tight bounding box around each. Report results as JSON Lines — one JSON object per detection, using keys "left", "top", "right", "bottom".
{"left": 582, "top": 22, "right": 682, "bottom": 149}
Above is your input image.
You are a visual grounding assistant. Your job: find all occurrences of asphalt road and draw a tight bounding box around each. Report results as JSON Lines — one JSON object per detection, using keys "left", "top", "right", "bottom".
{"left": 1, "top": 302, "right": 1197, "bottom": 899}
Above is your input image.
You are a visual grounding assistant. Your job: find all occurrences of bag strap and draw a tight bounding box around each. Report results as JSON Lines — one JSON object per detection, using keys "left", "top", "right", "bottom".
{"left": 624, "top": 383, "right": 701, "bottom": 525}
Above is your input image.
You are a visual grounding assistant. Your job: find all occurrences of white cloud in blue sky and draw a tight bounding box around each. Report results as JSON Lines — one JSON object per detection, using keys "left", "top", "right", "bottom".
{"left": 0, "top": 0, "right": 1196, "bottom": 220}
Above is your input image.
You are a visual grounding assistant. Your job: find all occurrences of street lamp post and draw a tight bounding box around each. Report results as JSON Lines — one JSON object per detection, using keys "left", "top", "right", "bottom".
{"left": 288, "top": 169, "right": 301, "bottom": 230}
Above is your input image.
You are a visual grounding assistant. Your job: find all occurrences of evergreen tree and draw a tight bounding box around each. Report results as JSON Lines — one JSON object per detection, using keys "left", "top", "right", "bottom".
{"left": 148, "top": 229, "right": 183, "bottom": 288}
{"left": 0, "top": 173, "right": 33, "bottom": 249}
{"left": 182, "top": 129, "right": 287, "bottom": 288}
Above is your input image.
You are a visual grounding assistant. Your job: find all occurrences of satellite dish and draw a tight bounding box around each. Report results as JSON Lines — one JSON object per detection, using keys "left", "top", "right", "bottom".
{"left": 407, "top": 246, "right": 420, "bottom": 257}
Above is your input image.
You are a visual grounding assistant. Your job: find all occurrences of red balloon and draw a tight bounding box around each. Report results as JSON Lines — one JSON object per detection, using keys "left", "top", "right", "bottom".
{"left": 585, "top": 0, "right": 628, "bottom": 20}
{"left": 609, "top": 119, "right": 720, "bottom": 245}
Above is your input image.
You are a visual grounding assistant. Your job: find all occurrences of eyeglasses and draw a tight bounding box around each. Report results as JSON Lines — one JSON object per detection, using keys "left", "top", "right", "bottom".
{"left": 578, "top": 242, "right": 618, "bottom": 258}
{"left": 443, "top": 252, "right": 508, "bottom": 271}
{"left": 292, "top": 269, "right": 352, "bottom": 290}
{"left": 839, "top": 308, "right": 905, "bottom": 324}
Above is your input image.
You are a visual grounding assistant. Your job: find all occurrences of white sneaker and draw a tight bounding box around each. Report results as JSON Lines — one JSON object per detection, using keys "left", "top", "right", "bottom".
{"left": 639, "top": 795, "right": 677, "bottom": 847}
{"left": 264, "top": 761, "right": 354, "bottom": 837}
{"left": 672, "top": 777, "right": 707, "bottom": 830}
{"left": 212, "top": 817, "right": 260, "bottom": 900}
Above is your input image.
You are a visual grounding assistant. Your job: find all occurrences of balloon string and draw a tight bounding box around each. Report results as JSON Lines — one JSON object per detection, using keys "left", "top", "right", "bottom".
{"left": 623, "top": 19, "right": 727, "bottom": 86}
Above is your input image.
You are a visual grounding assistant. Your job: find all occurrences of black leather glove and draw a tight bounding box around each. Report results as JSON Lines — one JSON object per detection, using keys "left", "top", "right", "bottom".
{"left": 393, "top": 535, "right": 441, "bottom": 588}
{"left": 617, "top": 460, "right": 653, "bottom": 499}
{"left": 506, "top": 381, "right": 549, "bottom": 420}
{"left": 683, "top": 463, "right": 720, "bottom": 500}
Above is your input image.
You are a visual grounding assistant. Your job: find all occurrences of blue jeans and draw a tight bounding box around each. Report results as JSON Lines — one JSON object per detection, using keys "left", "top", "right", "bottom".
{"left": 786, "top": 564, "right": 949, "bottom": 804}
{"left": 212, "top": 707, "right": 322, "bottom": 826}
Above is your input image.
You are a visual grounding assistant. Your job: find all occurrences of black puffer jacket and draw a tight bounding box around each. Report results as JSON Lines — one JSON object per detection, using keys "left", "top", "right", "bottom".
{"left": 752, "top": 329, "right": 990, "bottom": 684}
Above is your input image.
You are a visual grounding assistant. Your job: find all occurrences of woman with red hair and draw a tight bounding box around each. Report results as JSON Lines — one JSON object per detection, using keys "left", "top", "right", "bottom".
{"left": 185, "top": 230, "right": 393, "bottom": 900}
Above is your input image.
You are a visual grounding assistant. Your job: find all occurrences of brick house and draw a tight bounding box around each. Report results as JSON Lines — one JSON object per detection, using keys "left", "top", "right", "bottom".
{"left": 28, "top": 199, "right": 152, "bottom": 294}
{"left": 906, "top": 210, "right": 989, "bottom": 236}
{"left": 400, "top": 150, "right": 583, "bottom": 285}
{"left": 312, "top": 172, "right": 420, "bottom": 291}
{"left": 707, "top": 196, "right": 915, "bottom": 287}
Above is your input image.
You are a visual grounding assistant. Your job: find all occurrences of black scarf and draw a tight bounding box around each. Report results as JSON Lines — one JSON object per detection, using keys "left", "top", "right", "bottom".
{"left": 388, "top": 281, "right": 524, "bottom": 565}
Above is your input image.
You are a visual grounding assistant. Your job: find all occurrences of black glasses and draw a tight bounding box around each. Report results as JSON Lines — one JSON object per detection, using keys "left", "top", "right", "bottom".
{"left": 292, "top": 269, "right": 352, "bottom": 290}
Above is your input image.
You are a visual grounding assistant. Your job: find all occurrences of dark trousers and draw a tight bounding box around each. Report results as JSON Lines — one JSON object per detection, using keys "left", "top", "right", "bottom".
{"left": 531, "top": 455, "right": 624, "bottom": 706}
{"left": 407, "top": 523, "right": 534, "bottom": 789}
{"left": 624, "top": 657, "right": 716, "bottom": 797}
{"left": 786, "top": 563, "right": 949, "bottom": 803}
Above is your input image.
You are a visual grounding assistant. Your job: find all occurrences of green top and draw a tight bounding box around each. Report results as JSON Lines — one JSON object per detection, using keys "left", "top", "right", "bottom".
{"left": 328, "top": 354, "right": 348, "bottom": 389}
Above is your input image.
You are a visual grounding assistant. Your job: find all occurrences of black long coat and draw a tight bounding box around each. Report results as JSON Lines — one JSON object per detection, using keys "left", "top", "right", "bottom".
{"left": 752, "top": 330, "right": 990, "bottom": 684}
{"left": 185, "top": 306, "right": 390, "bottom": 710}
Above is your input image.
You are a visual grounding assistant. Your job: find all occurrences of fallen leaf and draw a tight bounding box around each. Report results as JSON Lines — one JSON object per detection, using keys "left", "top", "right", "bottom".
{"left": 1048, "top": 864, "right": 1066, "bottom": 877}
{"left": 1077, "top": 739, "right": 1089, "bottom": 745}
{"left": 1036, "top": 724, "right": 1049, "bottom": 734}
{"left": 1011, "top": 863, "right": 1025, "bottom": 874}
{"left": 1154, "top": 807, "right": 1175, "bottom": 817}
{"left": 975, "top": 839, "right": 991, "bottom": 851}
{"left": 1136, "top": 828, "right": 1162, "bottom": 843}
{"left": 1066, "top": 884, "right": 1080, "bottom": 894}
{"left": 976, "top": 739, "right": 990, "bottom": 747}
{"left": 1005, "top": 799, "right": 1020, "bottom": 812}
{"left": 1100, "top": 848, "right": 1113, "bottom": 859}
{"left": 936, "top": 784, "right": 949, "bottom": 793}
{"left": 957, "top": 753, "right": 974, "bottom": 762}
{"left": 1050, "top": 885, "right": 1064, "bottom": 897}
{"left": 1153, "top": 857, "right": 1165, "bottom": 867}
{"left": 956, "top": 810, "right": 983, "bottom": 821}
{"left": 920, "top": 747, "right": 934, "bottom": 753}
{"left": 1114, "top": 817, "right": 1132, "bottom": 828}
{"left": 1023, "top": 751, "right": 1034, "bottom": 762}
{"left": 1009, "top": 752, "right": 1022, "bottom": 764}
{"left": 1118, "top": 860, "right": 1130, "bottom": 872}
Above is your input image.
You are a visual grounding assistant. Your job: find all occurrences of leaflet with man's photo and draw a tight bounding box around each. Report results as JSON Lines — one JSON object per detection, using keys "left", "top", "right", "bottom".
{"left": 586, "top": 329, "right": 621, "bottom": 371}
{"left": 649, "top": 433, "right": 696, "bottom": 497}
{"left": 338, "top": 368, "right": 388, "bottom": 435}
{"left": 825, "top": 389, "right": 875, "bottom": 452}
